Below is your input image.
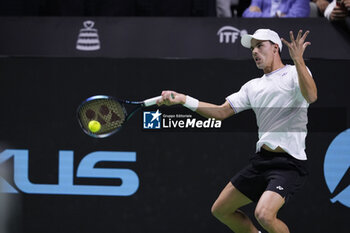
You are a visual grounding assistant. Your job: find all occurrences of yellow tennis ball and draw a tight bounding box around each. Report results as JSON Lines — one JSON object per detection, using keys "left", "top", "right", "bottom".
{"left": 88, "top": 120, "right": 101, "bottom": 133}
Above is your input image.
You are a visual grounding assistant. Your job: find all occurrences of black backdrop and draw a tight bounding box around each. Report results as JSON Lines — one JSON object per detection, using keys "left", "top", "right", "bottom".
{"left": 0, "top": 0, "right": 216, "bottom": 16}
{"left": 0, "top": 57, "right": 349, "bottom": 233}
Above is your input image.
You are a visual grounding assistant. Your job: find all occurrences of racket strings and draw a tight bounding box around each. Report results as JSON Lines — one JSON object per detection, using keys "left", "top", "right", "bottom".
{"left": 78, "top": 99, "right": 126, "bottom": 135}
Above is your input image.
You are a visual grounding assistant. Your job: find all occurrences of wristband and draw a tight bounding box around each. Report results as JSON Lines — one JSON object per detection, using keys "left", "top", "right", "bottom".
{"left": 183, "top": 95, "right": 199, "bottom": 111}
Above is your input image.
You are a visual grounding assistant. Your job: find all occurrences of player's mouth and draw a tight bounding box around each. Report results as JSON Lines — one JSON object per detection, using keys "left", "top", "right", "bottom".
{"left": 254, "top": 57, "right": 261, "bottom": 64}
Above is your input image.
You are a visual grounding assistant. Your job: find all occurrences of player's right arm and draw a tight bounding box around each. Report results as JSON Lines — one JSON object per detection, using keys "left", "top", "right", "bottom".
{"left": 157, "top": 90, "right": 235, "bottom": 120}
{"left": 195, "top": 100, "right": 235, "bottom": 120}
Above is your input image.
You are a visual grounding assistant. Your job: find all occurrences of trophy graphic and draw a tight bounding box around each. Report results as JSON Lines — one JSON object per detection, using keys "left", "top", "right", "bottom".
{"left": 76, "top": 20, "right": 101, "bottom": 51}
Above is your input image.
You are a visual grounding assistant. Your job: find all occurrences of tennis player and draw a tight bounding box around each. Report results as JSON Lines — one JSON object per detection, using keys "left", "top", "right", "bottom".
{"left": 157, "top": 29, "right": 317, "bottom": 233}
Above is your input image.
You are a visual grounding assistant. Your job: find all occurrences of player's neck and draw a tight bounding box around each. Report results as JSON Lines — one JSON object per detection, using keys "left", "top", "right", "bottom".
{"left": 263, "top": 60, "right": 285, "bottom": 74}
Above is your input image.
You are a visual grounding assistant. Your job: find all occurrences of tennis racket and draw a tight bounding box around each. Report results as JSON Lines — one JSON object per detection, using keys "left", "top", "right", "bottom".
{"left": 77, "top": 95, "right": 162, "bottom": 138}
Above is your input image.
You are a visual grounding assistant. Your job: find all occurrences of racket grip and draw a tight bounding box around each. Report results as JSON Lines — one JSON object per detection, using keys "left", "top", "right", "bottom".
{"left": 143, "top": 96, "right": 162, "bottom": 107}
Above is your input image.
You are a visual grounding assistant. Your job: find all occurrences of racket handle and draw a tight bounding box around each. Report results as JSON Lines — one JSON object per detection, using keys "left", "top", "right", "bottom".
{"left": 143, "top": 96, "right": 162, "bottom": 107}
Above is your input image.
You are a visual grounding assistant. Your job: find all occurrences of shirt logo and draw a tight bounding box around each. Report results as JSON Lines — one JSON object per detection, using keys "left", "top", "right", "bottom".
{"left": 276, "top": 185, "right": 284, "bottom": 191}
{"left": 143, "top": 110, "right": 162, "bottom": 129}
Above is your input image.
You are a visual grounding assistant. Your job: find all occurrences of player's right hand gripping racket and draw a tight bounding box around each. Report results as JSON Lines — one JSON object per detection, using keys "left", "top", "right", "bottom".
{"left": 77, "top": 95, "right": 162, "bottom": 138}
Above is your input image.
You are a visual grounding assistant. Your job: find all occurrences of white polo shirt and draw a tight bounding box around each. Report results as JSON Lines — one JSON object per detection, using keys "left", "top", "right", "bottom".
{"left": 226, "top": 65, "right": 310, "bottom": 160}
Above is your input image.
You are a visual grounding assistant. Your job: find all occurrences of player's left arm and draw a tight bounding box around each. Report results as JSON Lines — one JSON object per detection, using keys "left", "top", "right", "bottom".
{"left": 281, "top": 30, "right": 318, "bottom": 104}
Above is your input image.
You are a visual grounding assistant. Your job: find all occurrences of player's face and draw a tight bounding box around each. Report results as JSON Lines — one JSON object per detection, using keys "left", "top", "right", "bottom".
{"left": 250, "top": 39, "right": 275, "bottom": 70}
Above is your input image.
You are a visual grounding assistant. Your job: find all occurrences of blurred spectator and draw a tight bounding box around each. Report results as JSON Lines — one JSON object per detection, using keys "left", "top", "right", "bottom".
{"left": 324, "top": 0, "right": 350, "bottom": 21}
{"left": 242, "top": 0, "right": 310, "bottom": 17}
{"left": 216, "top": 0, "right": 251, "bottom": 17}
{"left": 216, "top": 0, "right": 239, "bottom": 17}
{"left": 315, "top": 0, "right": 331, "bottom": 14}
{"left": 310, "top": 0, "right": 331, "bottom": 17}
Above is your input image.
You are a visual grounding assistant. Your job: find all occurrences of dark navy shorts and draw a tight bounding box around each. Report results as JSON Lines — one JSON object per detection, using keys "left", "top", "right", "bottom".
{"left": 230, "top": 148, "right": 308, "bottom": 203}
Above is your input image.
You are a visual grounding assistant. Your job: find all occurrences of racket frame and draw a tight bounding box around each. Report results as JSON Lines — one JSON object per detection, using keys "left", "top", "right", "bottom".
{"left": 77, "top": 95, "right": 161, "bottom": 138}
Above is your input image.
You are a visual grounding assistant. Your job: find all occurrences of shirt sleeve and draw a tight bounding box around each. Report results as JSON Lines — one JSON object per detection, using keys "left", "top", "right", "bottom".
{"left": 226, "top": 82, "right": 252, "bottom": 114}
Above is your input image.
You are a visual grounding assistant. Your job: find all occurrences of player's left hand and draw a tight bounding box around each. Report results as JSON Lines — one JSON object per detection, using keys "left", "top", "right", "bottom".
{"left": 281, "top": 30, "right": 311, "bottom": 63}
